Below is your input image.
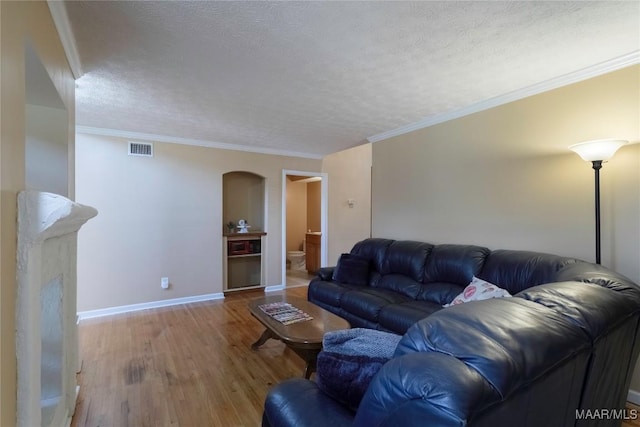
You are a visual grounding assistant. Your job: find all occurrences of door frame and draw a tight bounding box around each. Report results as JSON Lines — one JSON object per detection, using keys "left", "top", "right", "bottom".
{"left": 281, "top": 169, "right": 328, "bottom": 288}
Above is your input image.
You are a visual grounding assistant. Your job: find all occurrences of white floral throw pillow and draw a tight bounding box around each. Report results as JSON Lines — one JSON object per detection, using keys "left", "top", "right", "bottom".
{"left": 444, "top": 276, "right": 512, "bottom": 307}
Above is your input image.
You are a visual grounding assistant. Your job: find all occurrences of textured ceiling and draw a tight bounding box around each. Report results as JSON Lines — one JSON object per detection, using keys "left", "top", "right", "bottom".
{"left": 65, "top": 1, "right": 639, "bottom": 158}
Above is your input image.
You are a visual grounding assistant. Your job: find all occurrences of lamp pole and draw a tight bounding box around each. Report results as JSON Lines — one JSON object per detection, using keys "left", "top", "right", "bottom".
{"left": 569, "top": 139, "right": 627, "bottom": 266}
{"left": 592, "top": 160, "right": 602, "bottom": 264}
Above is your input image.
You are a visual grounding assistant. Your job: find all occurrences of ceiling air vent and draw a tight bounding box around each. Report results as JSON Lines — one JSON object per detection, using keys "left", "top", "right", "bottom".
{"left": 128, "top": 141, "right": 153, "bottom": 157}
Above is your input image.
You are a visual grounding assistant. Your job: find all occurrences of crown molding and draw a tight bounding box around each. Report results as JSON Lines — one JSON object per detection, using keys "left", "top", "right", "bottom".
{"left": 367, "top": 51, "right": 640, "bottom": 144}
{"left": 48, "top": 1, "right": 83, "bottom": 79}
{"left": 76, "top": 126, "right": 325, "bottom": 160}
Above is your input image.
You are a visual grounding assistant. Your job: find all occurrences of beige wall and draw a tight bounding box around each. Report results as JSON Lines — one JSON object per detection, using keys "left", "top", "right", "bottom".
{"left": 0, "top": 2, "right": 76, "bottom": 425}
{"left": 286, "top": 178, "right": 307, "bottom": 252}
{"left": 372, "top": 66, "right": 639, "bottom": 277}
{"left": 322, "top": 143, "right": 373, "bottom": 265}
{"left": 76, "top": 133, "right": 321, "bottom": 311}
{"left": 26, "top": 104, "right": 68, "bottom": 196}
{"left": 307, "top": 181, "right": 321, "bottom": 232}
{"left": 371, "top": 65, "right": 640, "bottom": 388}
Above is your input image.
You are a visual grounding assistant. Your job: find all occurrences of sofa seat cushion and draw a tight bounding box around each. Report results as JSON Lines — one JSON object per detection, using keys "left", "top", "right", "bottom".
{"left": 341, "top": 289, "right": 411, "bottom": 322}
{"left": 376, "top": 274, "right": 423, "bottom": 299}
{"left": 378, "top": 301, "right": 443, "bottom": 334}
{"left": 308, "top": 281, "right": 362, "bottom": 308}
{"left": 444, "top": 277, "right": 511, "bottom": 307}
{"left": 263, "top": 379, "right": 355, "bottom": 427}
{"left": 416, "top": 282, "right": 465, "bottom": 305}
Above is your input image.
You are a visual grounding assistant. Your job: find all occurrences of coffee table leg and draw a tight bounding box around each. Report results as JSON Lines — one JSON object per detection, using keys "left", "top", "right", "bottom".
{"left": 251, "top": 328, "right": 275, "bottom": 350}
{"left": 303, "top": 359, "right": 316, "bottom": 379}
{"left": 291, "top": 348, "right": 319, "bottom": 379}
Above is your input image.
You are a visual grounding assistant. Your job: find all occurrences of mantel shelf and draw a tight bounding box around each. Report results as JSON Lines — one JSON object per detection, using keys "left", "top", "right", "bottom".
{"left": 224, "top": 232, "right": 267, "bottom": 238}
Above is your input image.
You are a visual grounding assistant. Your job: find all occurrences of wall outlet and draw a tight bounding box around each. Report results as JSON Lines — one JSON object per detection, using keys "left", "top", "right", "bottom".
{"left": 161, "top": 277, "right": 169, "bottom": 289}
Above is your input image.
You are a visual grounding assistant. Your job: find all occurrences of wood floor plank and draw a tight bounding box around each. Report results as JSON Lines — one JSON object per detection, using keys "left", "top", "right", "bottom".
{"left": 71, "top": 286, "right": 308, "bottom": 427}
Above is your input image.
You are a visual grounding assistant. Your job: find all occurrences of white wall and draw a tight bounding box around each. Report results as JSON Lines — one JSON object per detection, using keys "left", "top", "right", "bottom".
{"left": 76, "top": 133, "right": 321, "bottom": 311}
{"left": 25, "top": 105, "right": 68, "bottom": 196}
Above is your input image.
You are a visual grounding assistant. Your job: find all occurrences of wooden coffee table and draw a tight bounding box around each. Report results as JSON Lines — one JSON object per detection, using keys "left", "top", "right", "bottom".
{"left": 249, "top": 296, "right": 350, "bottom": 378}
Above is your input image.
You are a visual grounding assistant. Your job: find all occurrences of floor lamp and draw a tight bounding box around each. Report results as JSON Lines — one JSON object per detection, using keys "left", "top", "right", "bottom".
{"left": 569, "top": 139, "right": 627, "bottom": 264}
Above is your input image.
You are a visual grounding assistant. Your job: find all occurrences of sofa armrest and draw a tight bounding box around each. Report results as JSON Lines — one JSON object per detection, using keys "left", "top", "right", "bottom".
{"left": 316, "top": 266, "right": 335, "bottom": 281}
{"left": 263, "top": 378, "right": 354, "bottom": 427}
{"left": 353, "top": 352, "right": 497, "bottom": 427}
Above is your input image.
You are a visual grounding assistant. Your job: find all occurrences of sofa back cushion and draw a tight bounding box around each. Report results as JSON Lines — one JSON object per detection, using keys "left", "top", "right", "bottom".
{"left": 478, "top": 249, "right": 579, "bottom": 294}
{"left": 380, "top": 240, "right": 433, "bottom": 282}
{"left": 350, "top": 238, "right": 394, "bottom": 275}
{"left": 395, "top": 297, "right": 590, "bottom": 398}
{"left": 423, "top": 244, "right": 490, "bottom": 285}
{"left": 416, "top": 282, "right": 465, "bottom": 305}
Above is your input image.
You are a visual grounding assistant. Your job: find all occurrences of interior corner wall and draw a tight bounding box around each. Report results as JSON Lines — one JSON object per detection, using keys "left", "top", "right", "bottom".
{"left": 322, "top": 143, "right": 373, "bottom": 265}
{"left": 75, "top": 133, "right": 321, "bottom": 312}
{"left": 0, "top": 2, "right": 76, "bottom": 426}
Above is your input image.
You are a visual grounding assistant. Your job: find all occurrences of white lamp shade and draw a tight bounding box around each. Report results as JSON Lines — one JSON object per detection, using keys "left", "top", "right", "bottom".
{"left": 569, "top": 139, "right": 628, "bottom": 162}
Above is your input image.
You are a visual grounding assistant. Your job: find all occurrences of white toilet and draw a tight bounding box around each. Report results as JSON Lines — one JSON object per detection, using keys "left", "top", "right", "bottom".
{"left": 287, "top": 241, "right": 306, "bottom": 271}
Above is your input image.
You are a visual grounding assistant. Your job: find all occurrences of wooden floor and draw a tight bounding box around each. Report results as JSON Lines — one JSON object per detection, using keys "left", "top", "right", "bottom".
{"left": 71, "top": 285, "right": 309, "bottom": 427}
{"left": 624, "top": 404, "right": 640, "bottom": 427}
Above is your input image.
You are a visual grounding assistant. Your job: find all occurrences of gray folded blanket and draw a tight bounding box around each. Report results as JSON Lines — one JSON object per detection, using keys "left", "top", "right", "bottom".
{"left": 317, "top": 328, "right": 403, "bottom": 410}
{"left": 322, "top": 328, "right": 402, "bottom": 358}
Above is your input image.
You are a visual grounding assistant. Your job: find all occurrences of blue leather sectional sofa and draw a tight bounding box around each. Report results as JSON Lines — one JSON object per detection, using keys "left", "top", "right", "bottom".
{"left": 263, "top": 238, "right": 640, "bottom": 427}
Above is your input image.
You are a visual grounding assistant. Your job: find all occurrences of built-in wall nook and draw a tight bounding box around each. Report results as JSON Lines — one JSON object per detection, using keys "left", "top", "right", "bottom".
{"left": 222, "top": 171, "right": 267, "bottom": 292}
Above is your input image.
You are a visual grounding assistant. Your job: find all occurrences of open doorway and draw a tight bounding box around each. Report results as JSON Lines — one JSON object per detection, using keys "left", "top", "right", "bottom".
{"left": 281, "top": 170, "right": 328, "bottom": 288}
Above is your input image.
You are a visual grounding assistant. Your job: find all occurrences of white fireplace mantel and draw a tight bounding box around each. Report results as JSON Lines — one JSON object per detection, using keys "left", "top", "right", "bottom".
{"left": 16, "top": 191, "right": 97, "bottom": 427}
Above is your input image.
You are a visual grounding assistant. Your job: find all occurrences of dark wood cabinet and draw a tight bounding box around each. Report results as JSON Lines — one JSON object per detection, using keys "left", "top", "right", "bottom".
{"left": 306, "top": 233, "right": 321, "bottom": 274}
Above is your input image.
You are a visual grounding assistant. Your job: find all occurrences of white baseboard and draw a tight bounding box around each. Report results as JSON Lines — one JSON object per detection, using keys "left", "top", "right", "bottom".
{"left": 265, "top": 283, "right": 310, "bottom": 293}
{"left": 628, "top": 389, "right": 640, "bottom": 405}
{"left": 77, "top": 293, "right": 225, "bottom": 321}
